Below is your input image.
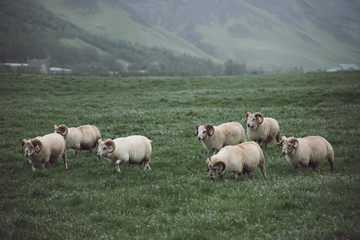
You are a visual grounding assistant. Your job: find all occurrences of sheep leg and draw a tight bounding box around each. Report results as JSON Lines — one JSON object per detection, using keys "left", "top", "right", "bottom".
{"left": 246, "top": 172, "right": 251, "bottom": 180}
{"left": 259, "top": 165, "right": 267, "bottom": 179}
{"left": 234, "top": 172, "right": 238, "bottom": 179}
{"left": 276, "top": 132, "right": 280, "bottom": 144}
{"left": 143, "top": 157, "right": 151, "bottom": 171}
{"left": 62, "top": 151, "right": 68, "bottom": 170}
{"left": 89, "top": 149, "right": 92, "bottom": 156}
{"left": 328, "top": 156, "right": 334, "bottom": 171}
{"left": 115, "top": 159, "right": 121, "bottom": 173}
{"left": 31, "top": 162, "right": 35, "bottom": 171}
{"left": 41, "top": 161, "right": 46, "bottom": 170}
{"left": 75, "top": 150, "right": 79, "bottom": 157}
{"left": 219, "top": 174, "right": 224, "bottom": 181}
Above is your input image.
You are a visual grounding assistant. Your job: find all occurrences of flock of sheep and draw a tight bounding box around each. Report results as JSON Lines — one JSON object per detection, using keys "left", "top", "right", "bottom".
{"left": 20, "top": 112, "right": 334, "bottom": 181}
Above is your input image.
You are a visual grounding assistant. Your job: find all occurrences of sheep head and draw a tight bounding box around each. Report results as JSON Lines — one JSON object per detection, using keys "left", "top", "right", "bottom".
{"left": 21, "top": 139, "right": 42, "bottom": 158}
{"left": 245, "top": 112, "right": 264, "bottom": 128}
{"left": 206, "top": 158, "right": 225, "bottom": 180}
{"left": 97, "top": 139, "right": 115, "bottom": 159}
{"left": 280, "top": 136, "right": 298, "bottom": 155}
{"left": 54, "top": 124, "right": 69, "bottom": 136}
{"left": 196, "top": 124, "right": 215, "bottom": 141}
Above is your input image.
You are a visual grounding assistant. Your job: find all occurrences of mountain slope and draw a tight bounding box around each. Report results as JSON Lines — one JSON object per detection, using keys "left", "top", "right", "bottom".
{"left": 123, "top": 0, "right": 360, "bottom": 72}
{"left": 37, "top": 0, "right": 217, "bottom": 62}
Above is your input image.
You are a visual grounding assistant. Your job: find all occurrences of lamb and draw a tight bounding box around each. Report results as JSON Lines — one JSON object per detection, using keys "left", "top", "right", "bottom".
{"left": 278, "top": 136, "right": 334, "bottom": 171}
{"left": 244, "top": 112, "right": 280, "bottom": 150}
{"left": 20, "top": 133, "right": 67, "bottom": 171}
{"left": 97, "top": 135, "right": 152, "bottom": 173}
{"left": 205, "top": 141, "right": 266, "bottom": 181}
{"left": 54, "top": 124, "right": 101, "bottom": 157}
{"left": 195, "top": 122, "right": 246, "bottom": 155}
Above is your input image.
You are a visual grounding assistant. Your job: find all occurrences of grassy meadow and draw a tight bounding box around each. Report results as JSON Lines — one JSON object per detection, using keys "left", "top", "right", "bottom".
{"left": 0, "top": 72, "right": 359, "bottom": 239}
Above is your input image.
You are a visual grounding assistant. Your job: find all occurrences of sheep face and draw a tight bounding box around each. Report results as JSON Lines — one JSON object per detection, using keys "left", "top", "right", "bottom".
{"left": 195, "top": 124, "right": 214, "bottom": 141}
{"left": 206, "top": 158, "right": 225, "bottom": 180}
{"left": 97, "top": 139, "right": 115, "bottom": 159}
{"left": 21, "top": 139, "right": 41, "bottom": 158}
{"left": 245, "top": 112, "right": 263, "bottom": 128}
{"left": 279, "top": 137, "right": 298, "bottom": 155}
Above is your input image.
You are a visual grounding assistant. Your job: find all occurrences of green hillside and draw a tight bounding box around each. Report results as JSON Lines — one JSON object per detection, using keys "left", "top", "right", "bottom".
{"left": 0, "top": 0, "right": 221, "bottom": 76}
{"left": 37, "top": 0, "right": 216, "bottom": 62}
{"left": 124, "top": 0, "right": 360, "bottom": 72}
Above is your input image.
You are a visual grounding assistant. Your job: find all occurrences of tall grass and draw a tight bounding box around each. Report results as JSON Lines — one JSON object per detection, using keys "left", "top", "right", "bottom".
{"left": 0, "top": 72, "right": 359, "bottom": 239}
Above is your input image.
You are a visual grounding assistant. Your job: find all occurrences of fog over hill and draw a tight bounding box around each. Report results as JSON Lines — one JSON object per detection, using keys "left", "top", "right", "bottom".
{"left": 3, "top": 0, "right": 360, "bottom": 74}
{"left": 121, "top": 0, "right": 360, "bottom": 71}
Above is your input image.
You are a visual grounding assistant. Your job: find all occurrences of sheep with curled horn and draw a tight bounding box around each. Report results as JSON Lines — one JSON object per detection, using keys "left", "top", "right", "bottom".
{"left": 206, "top": 141, "right": 266, "bottom": 181}
{"left": 54, "top": 124, "right": 101, "bottom": 157}
{"left": 20, "top": 133, "right": 67, "bottom": 171}
{"left": 278, "top": 136, "right": 334, "bottom": 171}
{"left": 195, "top": 122, "right": 246, "bottom": 155}
{"left": 244, "top": 112, "right": 280, "bottom": 150}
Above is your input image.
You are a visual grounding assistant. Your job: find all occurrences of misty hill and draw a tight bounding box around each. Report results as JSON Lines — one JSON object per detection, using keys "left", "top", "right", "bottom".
{"left": 0, "top": 0, "right": 220, "bottom": 76}
{"left": 38, "top": 0, "right": 360, "bottom": 72}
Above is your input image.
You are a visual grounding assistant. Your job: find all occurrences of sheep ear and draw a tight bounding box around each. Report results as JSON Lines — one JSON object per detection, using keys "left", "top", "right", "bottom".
{"left": 20, "top": 139, "right": 26, "bottom": 153}
{"left": 214, "top": 161, "right": 225, "bottom": 173}
{"left": 57, "top": 125, "right": 68, "bottom": 136}
{"left": 277, "top": 140, "right": 283, "bottom": 147}
{"left": 97, "top": 139, "right": 102, "bottom": 144}
{"left": 244, "top": 112, "right": 251, "bottom": 122}
{"left": 31, "top": 139, "right": 42, "bottom": 153}
{"left": 195, "top": 124, "right": 200, "bottom": 136}
{"left": 105, "top": 140, "right": 115, "bottom": 153}
{"left": 254, "top": 112, "right": 264, "bottom": 124}
{"left": 290, "top": 138, "right": 299, "bottom": 149}
{"left": 206, "top": 158, "right": 212, "bottom": 167}
{"left": 206, "top": 124, "right": 215, "bottom": 136}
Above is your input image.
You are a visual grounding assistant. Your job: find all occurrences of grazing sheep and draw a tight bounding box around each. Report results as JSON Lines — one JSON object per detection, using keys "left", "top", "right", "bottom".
{"left": 97, "top": 135, "right": 152, "bottom": 173}
{"left": 278, "top": 136, "right": 334, "bottom": 171}
{"left": 205, "top": 141, "right": 266, "bottom": 181}
{"left": 20, "top": 133, "right": 67, "bottom": 171}
{"left": 244, "top": 112, "right": 280, "bottom": 150}
{"left": 54, "top": 124, "right": 101, "bottom": 157}
{"left": 195, "top": 122, "right": 246, "bottom": 155}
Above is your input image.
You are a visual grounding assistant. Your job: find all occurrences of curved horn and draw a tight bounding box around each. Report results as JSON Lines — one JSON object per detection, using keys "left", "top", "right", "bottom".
{"left": 57, "top": 125, "right": 68, "bottom": 136}
{"left": 97, "top": 138, "right": 102, "bottom": 145}
{"left": 105, "top": 139, "right": 116, "bottom": 153}
{"left": 194, "top": 124, "right": 200, "bottom": 136}
{"left": 244, "top": 112, "right": 251, "bottom": 123}
{"left": 31, "top": 139, "right": 42, "bottom": 153}
{"left": 213, "top": 161, "right": 226, "bottom": 173}
{"left": 254, "top": 112, "right": 264, "bottom": 124}
{"left": 277, "top": 136, "right": 286, "bottom": 147}
{"left": 290, "top": 138, "right": 299, "bottom": 149}
{"left": 205, "top": 124, "right": 215, "bottom": 136}
{"left": 20, "top": 139, "right": 26, "bottom": 153}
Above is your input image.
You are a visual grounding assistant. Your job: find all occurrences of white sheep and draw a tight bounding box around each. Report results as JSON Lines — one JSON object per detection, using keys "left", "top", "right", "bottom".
{"left": 205, "top": 141, "right": 266, "bottom": 181}
{"left": 278, "top": 136, "right": 334, "bottom": 171}
{"left": 97, "top": 135, "right": 152, "bottom": 173}
{"left": 20, "top": 133, "right": 67, "bottom": 171}
{"left": 195, "top": 122, "right": 246, "bottom": 155}
{"left": 54, "top": 124, "right": 101, "bottom": 157}
{"left": 244, "top": 112, "right": 280, "bottom": 150}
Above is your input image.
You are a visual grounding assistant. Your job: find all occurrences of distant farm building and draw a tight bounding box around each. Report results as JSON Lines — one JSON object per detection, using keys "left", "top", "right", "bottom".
{"left": 326, "top": 64, "right": 360, "bottom": 72}
{"left": 28, "top": 58, "right": 51, "bottom": 74}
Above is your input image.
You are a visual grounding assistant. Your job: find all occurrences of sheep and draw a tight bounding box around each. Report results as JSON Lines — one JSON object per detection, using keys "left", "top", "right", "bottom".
{"left": 278, "top": 136, "right": 334, "bottom": 171}
{"left": 244, "top": 112, "right": 280, "bottom": 150}
{"left": 194, "top": 122, "right": 246, "bottom": 155}
{"left": 54, "top": 124, "right": 101, "bottom": 157}
{"left": 20, "top": 133, "right": 67, "bottom": 171}
{"left": 97, "top": 135, "right": 152, "bottom": 173}
{"left": 205, "top": 141, "right": 266, "bottom": 181}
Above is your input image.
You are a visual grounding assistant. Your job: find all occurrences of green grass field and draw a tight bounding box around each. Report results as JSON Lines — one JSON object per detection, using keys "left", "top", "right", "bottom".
{"left": 0, "top": 72, "right": 359, "bottom": 239}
